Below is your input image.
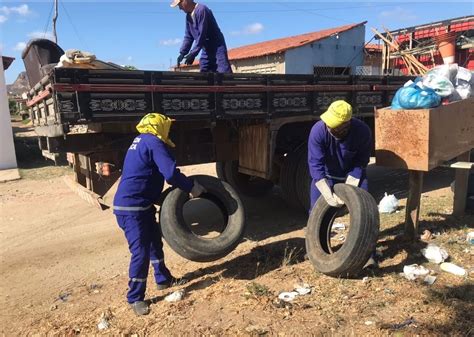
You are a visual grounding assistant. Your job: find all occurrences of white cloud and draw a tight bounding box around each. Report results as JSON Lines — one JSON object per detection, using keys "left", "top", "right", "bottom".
{"left": 28, "top": 31, "right": 55, "bottom": 41}
{"left": 231, "top": 23, "right": 264, "bottom": 36}
{"left": 0, "top": 15, "right": 6, "bottom": 23}
{"left": 127, "top": 56, "right": 133, "bottom": 61}
{"left": 13, "top": 42, "right": 27, "bottom": 51}
{"left": 379, "top": 7, "right": 417, "bottom": 21}
{"left": 0, "top": 4, "right": 32, "bottom": 16}
{"left": 160, "top": 38, "right": 182, "bottom": 46}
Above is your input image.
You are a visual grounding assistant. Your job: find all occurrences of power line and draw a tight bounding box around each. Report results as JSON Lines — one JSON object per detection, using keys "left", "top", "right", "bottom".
{"left": 60, "top": 0, "right": 89, "bottom": 50}
{"left": 42, "top": 1, "right": 54, "bottom": 39}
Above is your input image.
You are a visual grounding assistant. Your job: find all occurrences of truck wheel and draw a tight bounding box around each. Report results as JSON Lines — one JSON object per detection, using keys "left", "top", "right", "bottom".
{"left": 223, "top": 161, "right": 274, "bottom": 197}
{"left": 305, "top": 184, "right": 379, "bottom": 278}
{"left": 295, "top": 149, "right": 311, "bottom": 212}
{"left": 215, "top": 162, "right": 227, "bottom": 181}
{"left": 280, "top": 147, "right": 305, "bottom": 209}
{"left": 160, "top": 175, "right": 246, "bottom": 262}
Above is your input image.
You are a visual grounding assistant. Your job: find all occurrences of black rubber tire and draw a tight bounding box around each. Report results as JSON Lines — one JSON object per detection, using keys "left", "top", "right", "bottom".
{"left": 280, "top": 147, "right": 306, "bottom": 209}
{"left": 160, "top": 175, "right": 246, "bottom": 262}
{"left": 305, "top": 184, "right": 380, "bottom": 278}
{"left": 215, "top": 162, "right": 227, "bottom": 181}
{"left": 223, "top": 160, "right": 274, "bottom": 197}
{"left": 295, "top": 148, "right": 311, "bottom": 212}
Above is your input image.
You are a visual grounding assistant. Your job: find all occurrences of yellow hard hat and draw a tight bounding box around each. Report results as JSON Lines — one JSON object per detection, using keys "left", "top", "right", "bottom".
{"left": 136, "top": 113, "right": 176, "bottom": 148}
{"left": 320, "top": 100, "right": 353, "bottom": 129}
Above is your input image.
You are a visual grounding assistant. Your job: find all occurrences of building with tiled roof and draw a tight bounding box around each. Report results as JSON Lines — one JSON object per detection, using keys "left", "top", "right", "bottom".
{"left": 179, "top": 22, "right": 368, "bottom": 74}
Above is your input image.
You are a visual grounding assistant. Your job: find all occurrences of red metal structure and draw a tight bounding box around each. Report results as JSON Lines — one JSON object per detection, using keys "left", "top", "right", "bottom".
{"left": 379, "top": 16, "right": 473, "bottom": 74}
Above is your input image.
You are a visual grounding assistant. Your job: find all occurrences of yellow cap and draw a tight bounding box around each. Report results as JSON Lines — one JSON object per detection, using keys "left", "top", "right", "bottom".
{"left": 136, "top": 113, "right": 176, "bottom": 148}
{"left": 320, "top": 100, "right": 352, "bottom": 128}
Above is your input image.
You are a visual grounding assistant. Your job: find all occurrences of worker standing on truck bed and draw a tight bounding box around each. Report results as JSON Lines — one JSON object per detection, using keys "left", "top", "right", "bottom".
{"left": 171, "top": 0, "right": 232, "bottom": 73}
{"left": 113, "top": 113, "right": 206, "bottom": 316}
{"left": 308, "top": 100, "right": 371, "bottom": 209}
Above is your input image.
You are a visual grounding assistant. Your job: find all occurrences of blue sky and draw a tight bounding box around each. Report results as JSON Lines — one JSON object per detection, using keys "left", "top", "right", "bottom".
{"left": 1, "top": 1, "right": 472, "bottom": 83}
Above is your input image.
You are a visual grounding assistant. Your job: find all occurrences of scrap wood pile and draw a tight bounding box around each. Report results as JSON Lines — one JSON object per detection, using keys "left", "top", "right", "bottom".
{"left": 372, "top": 27, "right": 429, "bottom": 75}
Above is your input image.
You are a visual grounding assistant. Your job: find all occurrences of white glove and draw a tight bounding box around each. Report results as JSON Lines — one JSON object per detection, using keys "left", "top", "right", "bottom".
{"left": 345, "top": 175, "right": 360, "bottom": 187}
{"left": 315, "top": 179, "right": 344, "bottom": 208}
{"left": 190, "top": 181, "right": 206, "bottom": 199}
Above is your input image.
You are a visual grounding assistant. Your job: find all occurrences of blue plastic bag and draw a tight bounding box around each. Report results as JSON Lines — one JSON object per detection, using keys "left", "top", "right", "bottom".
{"left": 391, "top": 80, "right": 441, "bottom": 109}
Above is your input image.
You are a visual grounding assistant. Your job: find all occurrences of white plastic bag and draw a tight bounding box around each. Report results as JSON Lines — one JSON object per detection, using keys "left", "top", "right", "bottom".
{"left": 378, "top": 193, "right": 399, "bottom": 214}
{"left": 421, "top": 244, "right": 449, "bottom": 264}
{"left": 403, "top": 264, "right": 430, "bottom": 281}
{"left": 422, "top": 73, "right": 455, "bottom": 97}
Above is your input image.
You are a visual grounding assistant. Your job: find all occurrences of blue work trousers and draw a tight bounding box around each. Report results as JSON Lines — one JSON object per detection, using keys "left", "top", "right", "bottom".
{"left": 200, "top": 45, "right": 232, "bottom": 73}
{"left": 116, "top": 209, "right": 172, "bottom": 303}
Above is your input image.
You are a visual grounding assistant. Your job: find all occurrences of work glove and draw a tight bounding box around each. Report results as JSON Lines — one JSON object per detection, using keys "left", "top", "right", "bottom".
{"left": 184, "top": 53, "right": 196, "bottom": 65}
{"left": 190, "top": 181, "right": 206, "bottom": 199}
{"left": 315, "top": 178, "right": 344, "bottom": 208}
{"left": 345, "top": 175, "right": 360, "bottom": 187}
{"left": 177, "top": 53, "right": 185, "bottom": 67}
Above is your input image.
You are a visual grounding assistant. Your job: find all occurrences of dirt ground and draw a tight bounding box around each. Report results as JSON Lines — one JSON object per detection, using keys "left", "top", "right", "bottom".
{"left": 1, "top": 120, "right": 473, "bottom": 336}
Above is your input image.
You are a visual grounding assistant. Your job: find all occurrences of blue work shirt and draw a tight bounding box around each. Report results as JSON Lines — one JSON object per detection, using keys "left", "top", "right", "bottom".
{"left": 179, "top": 4, "right": 227, "bottom": 58}
{"left": 308, "top": 118, "right": 372, "bottom": 183}
{"left": 113, "top": 133, "right": 194, "bottom": 215}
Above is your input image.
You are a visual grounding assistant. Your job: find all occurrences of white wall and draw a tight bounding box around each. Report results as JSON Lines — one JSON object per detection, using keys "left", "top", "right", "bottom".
{"left": 0, "top": 55, "right": 19, "bottom": 170}
{"left": 284, "top": 25, "right": 366, "bottom": 74}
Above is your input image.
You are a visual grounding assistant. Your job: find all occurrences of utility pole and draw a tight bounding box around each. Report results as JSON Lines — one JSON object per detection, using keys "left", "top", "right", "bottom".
{"left": 53, "top": 0, "right": 59, "bottom": 43}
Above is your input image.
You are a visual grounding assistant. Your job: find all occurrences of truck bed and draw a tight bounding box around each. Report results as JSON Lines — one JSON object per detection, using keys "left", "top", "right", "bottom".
{"left": 27, "top": 68, "right": 410, "bottom": 136}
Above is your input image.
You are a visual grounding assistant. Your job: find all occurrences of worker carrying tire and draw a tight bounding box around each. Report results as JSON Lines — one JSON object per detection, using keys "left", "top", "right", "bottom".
{"left": 113, "top": 113, "right": 206, "bottom": 316}
{"left": 308, "top": 100, "right": 372, "bottom": 210}
{"left": 308, "top": 100, "right": 377, "bottom": 267}
{"left": 171, "top": 0, "right": 232, "bottom": 73}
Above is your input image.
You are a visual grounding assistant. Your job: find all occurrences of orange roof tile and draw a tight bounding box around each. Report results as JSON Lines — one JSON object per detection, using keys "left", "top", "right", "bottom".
{"left": 227, "top": 22, "right": 366, "bottom": 61}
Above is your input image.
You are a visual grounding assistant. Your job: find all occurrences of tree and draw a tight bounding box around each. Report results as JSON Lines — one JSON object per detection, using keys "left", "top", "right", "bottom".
{"left": 8, "top": 99, "right": 18, "bottom": 115}
{"left": 123, "top": 65, "right": 138, "bottom": 70}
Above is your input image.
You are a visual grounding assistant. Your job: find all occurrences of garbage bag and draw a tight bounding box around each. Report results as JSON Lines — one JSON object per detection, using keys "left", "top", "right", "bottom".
{"left": 378, "top": 193, "right": 399, "bottom": 214}
{"left": 391, "top": 81, "right": 441, "bottom": 109}
{"left": 422, "top": 73, "right": 455, "bottom": 97}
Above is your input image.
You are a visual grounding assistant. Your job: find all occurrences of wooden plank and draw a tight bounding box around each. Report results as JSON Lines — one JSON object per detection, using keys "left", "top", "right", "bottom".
{"left": 405, "top": 170, "right": 424, "bottom": 240}
{"left": 453, "top": 151, "right": 471, "bottom": 216}
{"left": 238, "top": 124, "right": 270, "bottom": 179}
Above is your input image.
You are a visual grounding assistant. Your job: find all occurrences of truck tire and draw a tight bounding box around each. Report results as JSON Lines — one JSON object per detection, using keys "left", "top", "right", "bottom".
{"left": 160, "top": 175, "right": 246, "bottom": 262}
{"left": 305, "top": 184, "right": 379, "bottom": 278}
{"left": 223, "top": 161, "right": 274, "bottom": 197}
{"left": 295, "top": 149, "right": 311, "bottom": 212}
{"left": 215, "top": 162, "right": 227, "bottom": 181}
{"left": 281, "top": 147, "right": 305, "bottom": 209}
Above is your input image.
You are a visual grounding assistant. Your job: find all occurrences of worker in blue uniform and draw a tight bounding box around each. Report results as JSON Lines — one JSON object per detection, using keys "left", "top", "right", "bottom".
{"left": 171, "top": 0, "right": 232, "bottom": 73}
{"left": 308, "top": 100, "right": 376, "bottom": 267}
{"left": 113, "top": 113, "right": 206, "bottom": 316}
{"left": 308, "top": 100, "right": 371, "bottom": 209}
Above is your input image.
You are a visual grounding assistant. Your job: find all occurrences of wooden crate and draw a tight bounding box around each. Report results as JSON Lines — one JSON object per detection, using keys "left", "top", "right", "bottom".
{"left": 375, "top": 98, "right": 474, "bottom": 171}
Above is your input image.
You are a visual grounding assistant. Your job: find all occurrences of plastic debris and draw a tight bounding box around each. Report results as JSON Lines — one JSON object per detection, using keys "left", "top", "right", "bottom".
{"left": 362, "top": 277, "right": 370, "bottom": 283}
{"left": 294, "top": 284, "right": 312, "bottom": 295}
{"left": 365, "top": 320, "right": 375, "bottom": 326}
{"left": 440, "top": 262, "right": 467, "bottom": 277}
{"left": 467, "top": 232, "right": 474, "bottom": 245}
{"left": 403, "top": 264, "right": 430, "bottom": 281}
{"left": 58, "top": 292, "right": 71, "bottom": 302}
{"left": 378, "top": 193, "right": 399, "bottom": 214}
{"left": 423, "top": 275, "right": 437, "bottom": 285}
{"left": 97, "top": 309, "right": 112, "bottom": 331}
{"left": 97, "top": 317, "right": 109, "bottom": 331}
{"left": 420, "top": 230, "right": 432, "bottom": 241}
{"left": 165, "top": 290, "right": 185, "bottom": 302}
{"left": 332, "top": 223, "right": 346, "bottom": 231}
{"left": 421, "top": 244, "right": 449, "bottom": 264}
{"left": 278, "top": 291, "right": 298, "bottom": 302}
